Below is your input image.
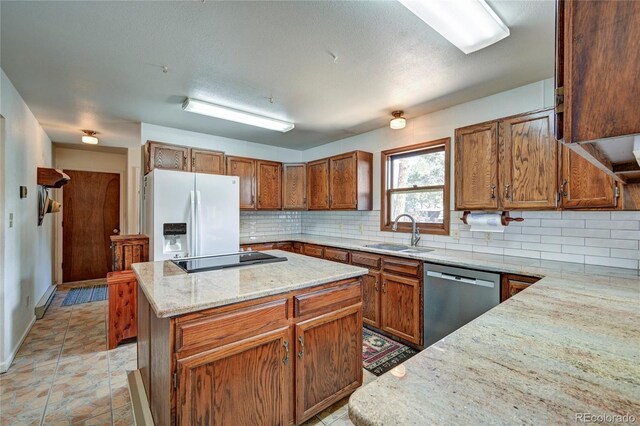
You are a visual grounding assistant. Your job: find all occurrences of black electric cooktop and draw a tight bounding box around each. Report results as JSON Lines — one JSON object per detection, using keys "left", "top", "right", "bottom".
{"left": 172, "top": 252, "right": 287, "bottom": 273}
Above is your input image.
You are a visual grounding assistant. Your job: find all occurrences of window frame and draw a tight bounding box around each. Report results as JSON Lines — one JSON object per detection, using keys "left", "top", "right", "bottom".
{"left": 380, "top": 137, "right": 451, "bottom": 236}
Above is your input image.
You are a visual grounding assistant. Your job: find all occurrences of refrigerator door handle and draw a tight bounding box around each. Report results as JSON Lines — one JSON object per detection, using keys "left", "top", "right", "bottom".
{"left": 196, "top": 190, "right": 202, "bottom": 257}
{"left": 190, "top": 190, "right": 195, "bottom": 257}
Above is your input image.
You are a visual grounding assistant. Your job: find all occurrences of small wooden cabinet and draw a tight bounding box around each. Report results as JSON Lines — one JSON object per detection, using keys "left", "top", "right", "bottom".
{"left": 145, "top": 141, "right": 190, "bottom": 174}
{"left": 361, "top": 271, "right": 381, "bottom": 328}
{"left": 191, "top": 149, "right": 224, "bottom": 175}
{"left": 107, "top": 270, "right": 138, "bottom": 349}
{"left": 226, "top": 156, "right": 257, "bottom": 210}
{"left": 455, "top": 122, "right": 499, "bottom": 210}
{"left": 501, "top": 274, "right": 540, "bottom": 302}
{"left": 560, "top": 146, "right": 618, "bottom": 209}
{"left": 283, "top": 163, "right": 307, "bottom": 210}
{"left": 257, "top": 160, "right": 283, "bottom": 210}
{"left": 307, "top": 159, "right": 330, "bottom": 210}
{"left": 110, "top": 234, "right": 149, "bottom": 272}
{"left": 380, "top": 272, "right": 421, "bottom": 346}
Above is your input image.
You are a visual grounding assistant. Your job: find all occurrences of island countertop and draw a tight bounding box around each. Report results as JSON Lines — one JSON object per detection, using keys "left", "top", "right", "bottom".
{"left": 132, "top": 250, "right": 368, "bottom": 318}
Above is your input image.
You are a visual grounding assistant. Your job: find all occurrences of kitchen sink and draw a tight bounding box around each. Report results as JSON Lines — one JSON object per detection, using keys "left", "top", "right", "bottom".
{"left": 365, "top": 243, "right": 410, "bottom": 251}
{"left": 402, "top": 247, "right": 435, "bottom": 253}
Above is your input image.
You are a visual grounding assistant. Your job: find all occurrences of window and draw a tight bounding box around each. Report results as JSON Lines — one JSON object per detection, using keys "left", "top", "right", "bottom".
{"left": 381, "top": 138, "right": 450, "bottom": 235}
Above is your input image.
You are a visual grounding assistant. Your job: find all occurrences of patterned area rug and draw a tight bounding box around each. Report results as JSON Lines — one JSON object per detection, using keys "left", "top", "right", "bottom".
{"left": 363, "top": 328, "right": 419, "bottom": 376}
{"left": 61, "top": 285, "right": 108, "bottom": 306}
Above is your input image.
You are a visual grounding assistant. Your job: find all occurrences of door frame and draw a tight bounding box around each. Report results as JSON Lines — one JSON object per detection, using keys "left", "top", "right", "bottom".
{"left": 53, "top": 165, "right": 125, "bottom": 284}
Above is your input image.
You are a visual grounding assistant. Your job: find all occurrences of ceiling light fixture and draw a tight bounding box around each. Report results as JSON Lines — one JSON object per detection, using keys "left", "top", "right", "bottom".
{"left": 182, "top": 98, "right": 295, "bottom": 133}
{"left": 390, "top": 111, "right": 406, "bottom": 130}
{"left": 398, "top": 0, "right": 510, "bottom": 54}
{"left": 81, "top": 130, "right": 99, "bottom": 144}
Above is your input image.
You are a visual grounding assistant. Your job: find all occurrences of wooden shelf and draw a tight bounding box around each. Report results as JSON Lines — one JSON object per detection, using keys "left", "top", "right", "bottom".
{"left": 37, "top": 168, "right": 70, "bottom": 188}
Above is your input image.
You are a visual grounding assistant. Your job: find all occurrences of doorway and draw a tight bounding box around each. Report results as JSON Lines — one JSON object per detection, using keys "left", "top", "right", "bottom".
{"left": 62, "top": 170, "right": 120, "bottom": 282}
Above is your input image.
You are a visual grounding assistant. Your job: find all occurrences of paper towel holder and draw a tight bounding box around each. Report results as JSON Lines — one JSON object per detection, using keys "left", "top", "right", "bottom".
{"left": 460, "top": 211, "right": 524, "bottom": 226}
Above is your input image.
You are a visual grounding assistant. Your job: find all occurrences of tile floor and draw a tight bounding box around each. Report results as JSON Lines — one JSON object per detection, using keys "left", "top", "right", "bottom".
{"left": 0, "top": 287, "right": 376, "bottom": 426}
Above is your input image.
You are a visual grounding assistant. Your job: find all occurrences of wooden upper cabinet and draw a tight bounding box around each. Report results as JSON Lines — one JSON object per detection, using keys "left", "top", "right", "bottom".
{"left": 455, "top": 122, "right": 499, "bottom": 210}
{"left": 295, "top": 305, "right": 362, "bottom": 424}
{"left": 283, "top": 163, "right": 307, "bottom": 210}
{"left": 329, "top": 151, "right": 372, "bottom": 210}
{"left": 307, "top": 159, "right": 330, "bottom": 210}
{"left": 191, "top": 149, "right": 224, "bottom": 175}
{"left": 257, "top": 160, "right": 282, "bottom": 210}
{"left": 499, "top": 109, "right": 558, "bottom": 210}
{"left": 557, "top": 0, "right": 640, "bottom": 144}
{"left": 176, "top": 327, "right": 290, "bottom": 426}
{"left": 145, "top": 141, "right": 190, "bottom": 174}
{"left": 560, "top": 145, "right": 618, "bottom": 209}
{"left": 226, "top": 156, "right": 256, "bottom": 210}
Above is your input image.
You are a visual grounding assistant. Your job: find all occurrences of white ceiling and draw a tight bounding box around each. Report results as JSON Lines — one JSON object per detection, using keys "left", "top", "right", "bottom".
{"left": 0, "top": 0, "right": 555, "bottom": 150}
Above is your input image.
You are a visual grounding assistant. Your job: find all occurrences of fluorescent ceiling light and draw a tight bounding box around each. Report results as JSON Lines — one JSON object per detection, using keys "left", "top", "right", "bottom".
{"left": 398, "top": 0, "right": 510, "bottom": 54}
{"left": 182, "top": 98, "right": 295, "bottom": 132}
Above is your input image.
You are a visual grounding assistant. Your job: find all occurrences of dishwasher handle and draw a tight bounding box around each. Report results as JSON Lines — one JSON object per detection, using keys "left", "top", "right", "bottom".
{"left": 426, "top": 270, "right": 495, "bottom": 288}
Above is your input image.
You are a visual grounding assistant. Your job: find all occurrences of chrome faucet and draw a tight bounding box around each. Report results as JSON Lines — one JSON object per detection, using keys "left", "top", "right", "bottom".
{"left": 391, "top": 214, "right": 421, "bottom": 246}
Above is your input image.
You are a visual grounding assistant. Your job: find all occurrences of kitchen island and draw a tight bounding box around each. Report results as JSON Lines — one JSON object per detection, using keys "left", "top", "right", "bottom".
{"left": 132, "top": 250, "right": 368, "bottom": 425}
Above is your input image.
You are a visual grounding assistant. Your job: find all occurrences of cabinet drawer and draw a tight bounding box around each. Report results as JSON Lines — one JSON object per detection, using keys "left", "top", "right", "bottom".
{"left": 294, "top": 279, "right": 361, "bottom": 318}
{"left": 351, "top": 252, "right": 382, "bottom": 270}
{"left": 241, "top": 243, "right": 274, "bottom": 251}
{"left": 303, "top": 244, "right": 325, "bottom": 258}
{"left": 175, "top": 299, "right": 288, "bottom": 353}
{"left": 324, "top": 247, "right": 350, "bottom": 264}
{"left": 274, "top": 242, "right": 293, "bottom": 252}
{"left": 382, "top": 257, "right": 421, "bottom": 277}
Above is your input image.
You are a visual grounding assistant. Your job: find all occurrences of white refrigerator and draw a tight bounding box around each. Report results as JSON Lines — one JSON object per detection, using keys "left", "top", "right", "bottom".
{"left": 143, "top": 169, "right": 240, "bottom": 261}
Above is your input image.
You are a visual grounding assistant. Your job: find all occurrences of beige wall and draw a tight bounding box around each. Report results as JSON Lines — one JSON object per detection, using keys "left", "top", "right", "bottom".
{"left": 52, "top": 146, "right": 128, "bottom": 284}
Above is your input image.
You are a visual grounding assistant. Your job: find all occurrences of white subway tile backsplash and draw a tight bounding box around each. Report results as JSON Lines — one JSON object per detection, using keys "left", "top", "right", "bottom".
{"left": 610, "top": 248, "right": 640, "bottom": 260}
{"left": 562, "top": 228, "right": 610, "bottom": 238}
{"left": 562, "top": 245, "right": 610, "bottom": 257}
{"left": 541, "top": 252, "right": 585, "bottom": 263}
{"left": 541, "top": 236, "right": 585, "bottom": 246}
{"left": 585, "top": 220, "right": 640, "bottom": 230}
{"left": 611, "top": 230, "right": 640, "bottom": 240}
{"left": 562, "top": 211, "right": 611, "bottom": 220}
{"left": 585, "top": 238, "right": 639, "bottom": 249}
{"left": 584, "top": 256, "right": 639, "bottom": 270}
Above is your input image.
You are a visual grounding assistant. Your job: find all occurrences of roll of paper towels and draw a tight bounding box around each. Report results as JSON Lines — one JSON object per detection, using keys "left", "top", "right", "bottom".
{"left": 466, "top": 213, "right": 505, "bottom": 233}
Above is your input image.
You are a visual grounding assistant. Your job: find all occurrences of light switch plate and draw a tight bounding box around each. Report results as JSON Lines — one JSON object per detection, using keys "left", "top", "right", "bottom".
{"left": 9, "top": 212, "right": 13, "bottom": 228}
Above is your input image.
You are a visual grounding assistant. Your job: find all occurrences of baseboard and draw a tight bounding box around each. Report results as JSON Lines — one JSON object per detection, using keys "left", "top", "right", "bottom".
{"left": 128, "top": 369, "right": 154, "bottom": 425}
{"left": 0, "top": 315, "right": 36, "bottom": 373}
{"left": 35, "top": 284, "right": 57, "bottom": 319}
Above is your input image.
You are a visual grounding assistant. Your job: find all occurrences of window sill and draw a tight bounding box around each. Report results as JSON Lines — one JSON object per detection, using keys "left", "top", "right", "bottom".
{"left": 381, "top": 224, "right": 450, "bottom": 236}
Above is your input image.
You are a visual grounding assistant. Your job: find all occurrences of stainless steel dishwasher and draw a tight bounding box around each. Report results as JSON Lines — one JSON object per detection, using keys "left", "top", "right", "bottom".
{"left": 424, "top": 263, "right": 500, "bottom": 347}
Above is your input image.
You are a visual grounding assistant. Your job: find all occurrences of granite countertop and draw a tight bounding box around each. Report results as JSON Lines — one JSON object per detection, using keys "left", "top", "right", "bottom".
{"left": 132, "top": 250, "right": 368, "bottom": 318}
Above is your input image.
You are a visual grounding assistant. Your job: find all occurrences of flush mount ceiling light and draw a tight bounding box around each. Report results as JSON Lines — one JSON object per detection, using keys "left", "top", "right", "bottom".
{"left": 390, "top": 111, "right": 406, "bottom": 130}
{"left": 81, "top": 130, "right": 99, "bottom": 144}
{"left": 182, "top": 98, "right": 295, "bottom": 133}
{"left": 398, "top": 0, "right": 510, "bottom": 54}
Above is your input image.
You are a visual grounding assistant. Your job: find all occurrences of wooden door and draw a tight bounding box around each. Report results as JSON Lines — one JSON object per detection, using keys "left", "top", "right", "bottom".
{"left": 283, "top": 164, "right": 307, "bottom": 210}
{"left": 455, "top": 122, "right": 499, "bottom": 210}
{"left": 329, "top": 153, "right": 357, "bottom": 209}
{"left": 191, "top": 149, "right": 224, "bottom": 175}
{"left": 295, "top": 305, "right": 362, "bottom": 424}
{"left": 145, "top": 141, "right": 190, "bottom": 174}
{"left": 62, "top": 170, "right": 120, "bottom": 282}
{"left": 500, "top": 109, "right": 558, "bottom": 209}
{"left": 307, "top": 159, "right": 330, "bottom": 210}
{"left": 226, "top": 156, "right": 256, "bottom": 210}
{"left": 362, "top": 271, "right": 381, "bottom": 328}
{"left": 560, "top": 146, "right": 617, "bottom": 208}
{"left": 560, "top": 0, "right": 640, "bottom": 144}
{"left": 177, "top": 327, "right": 290, "bottom": 426}
{"left": 257, "top": 160, "right": 282, "bottom": 210}
{"left": 380, "top": 273, "right": 420, "bottom": 345}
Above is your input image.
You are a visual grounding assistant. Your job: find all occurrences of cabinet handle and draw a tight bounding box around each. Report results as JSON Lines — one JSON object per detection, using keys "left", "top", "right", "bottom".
{"left": 490, "top": 184, "right": 496, "bottom": 199}
{"left": 251, "top": 194, "right": 255, "bottom": 205}
{"left": 382, "top": 280, "right": 387, "bottom": 293}
{"left": 298, "top": 335, "right": 304, "bottom": 359}
{"left": 504, "top": 184, "right": 511, "bottom": 200}
{"left": 560, "top": 179, "right": 568, "bottom": 197}
{"left": 374, "top": 278, "right": 379, "bottom": 292}
{"left": 325, "top": 195, "right": 329, "bottom": 206}
{"left": 282, "top": 341, "right": 289, "bottom": 365}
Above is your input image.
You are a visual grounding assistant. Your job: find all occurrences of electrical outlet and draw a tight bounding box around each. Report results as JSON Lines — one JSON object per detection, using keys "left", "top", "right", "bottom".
{"left": 485, "top": 232, "right": 492, "bottom": 242}
{"left": 9, "top": 212, "right": 13, "bottom": 228}
{"left": 452, "top": 229, "right": 460, "bottom": 240}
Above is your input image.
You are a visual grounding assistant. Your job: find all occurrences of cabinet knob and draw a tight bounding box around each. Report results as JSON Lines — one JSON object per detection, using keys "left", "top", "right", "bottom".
{"left": 382, "top": 280, "right": 387, "bottom": 293}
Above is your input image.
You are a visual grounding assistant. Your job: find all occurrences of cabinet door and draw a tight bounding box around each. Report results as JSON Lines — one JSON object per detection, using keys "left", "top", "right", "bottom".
{"left": 146, "top": 141, "right": 190, "bottom": 173}
{"left": 380, "top": 273, "right": 420, "bottom": 345}
{"left": 307, "top": 159, "right": 330, "bottom": 210}
{"left": 500, "top": 109, "right": 558, "bottom": 210}
{"left": 329, "top": 152, "right": 357, "bottom": 209}
{"left": 295, "top": 305, "right": 362, "bottom": 424}
{"left": 191, "top": 149, "right": 224, "bottom": 175}
{"left": 257, "top": 160, "right": 282, "bottom": 210}
{"left": 283, "top": 164, "right": 307, "bottom": 210}
{"left": 177, "top": 327, "right": 290, "bottom": 426}
{"left": 560, "top": 146, "right": 617, "bottom": 208}
{"left": 362, "top": 271, "right": 381, "bottom": 328}
{"left": 226, "top": 156, "right": 256, "bottom": 210}
{"left": 501, "top": 274, "right": 540, "bottom": 302}
{"left": 455, "top": 122, "right": 499, "bottom": 210}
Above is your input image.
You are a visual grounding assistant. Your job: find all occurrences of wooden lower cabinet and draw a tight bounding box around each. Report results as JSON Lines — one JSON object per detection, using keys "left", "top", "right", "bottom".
{"left": 295, "top": 305, "right": 362, "bottom": 424}
{"left": 362, "top": 271, "right": 381, "bottom": 328}
{"left": 177, "top": 327, "right": 290, "bottom": 426}
{"left": 501, "top": 274, "right": 540, "bottom": 302}
{"left": 107, "top": 271, "right": 137, "bottom": 349}
{"left": 380, "top": 273, "right": 421, "bottom": 345}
